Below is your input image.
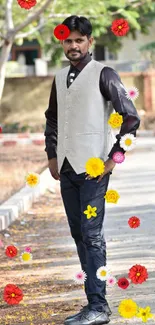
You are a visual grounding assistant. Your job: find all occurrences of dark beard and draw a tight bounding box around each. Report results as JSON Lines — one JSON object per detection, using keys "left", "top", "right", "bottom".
{"left": 65, "top": 52, "right": 88, "bottom": 62}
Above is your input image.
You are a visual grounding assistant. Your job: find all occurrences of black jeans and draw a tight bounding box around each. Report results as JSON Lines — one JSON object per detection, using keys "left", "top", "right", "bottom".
{"left": 60, "top": 170, "right": 111, "bottom": 311}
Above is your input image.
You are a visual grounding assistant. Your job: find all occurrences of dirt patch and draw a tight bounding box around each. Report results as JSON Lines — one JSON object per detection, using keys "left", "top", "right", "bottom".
{"left": 0, "top": 144, "right": 48, "bottom": 204}
{"left": 0, "top": 300, "right": 82, "bottom": 325}
{"left": 0, "top": 189, "right": 85, "bottom": 325}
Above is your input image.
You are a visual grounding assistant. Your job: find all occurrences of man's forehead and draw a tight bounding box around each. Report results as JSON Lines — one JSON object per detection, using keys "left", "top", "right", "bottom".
{"left": 65, "top": 35, "right": 86, "bottom": 40}
{"left": 65, "top": 31, "right": 86, "bottom": 40}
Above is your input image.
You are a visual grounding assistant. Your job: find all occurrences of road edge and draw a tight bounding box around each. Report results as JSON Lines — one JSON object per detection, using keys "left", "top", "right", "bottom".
{"left": 0, "top": 168, "right": 57, "bottom": 231}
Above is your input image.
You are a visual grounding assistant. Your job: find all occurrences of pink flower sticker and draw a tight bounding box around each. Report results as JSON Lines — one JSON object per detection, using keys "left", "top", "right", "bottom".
{"left": 125, "top": 87, "right": 139, "bottom": 101}
{"left": 112, "top": 151, "right": 125, "bottom": 164}
{"left": 73, "top": 270, "right": 87, "bottom": 284}
{"left": 25, "top": 246, "right": 31, "bottom": 253}
{"left": 107, "top": 275, "right": 117, "bottom": 287}
{"left": 0, "top": 239, "right": 4, "bottom": 247}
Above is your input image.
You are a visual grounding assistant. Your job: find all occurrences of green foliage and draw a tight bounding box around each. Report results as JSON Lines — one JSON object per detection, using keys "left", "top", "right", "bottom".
{"left": 41, "top": 0, "right": 155, "bottom": 66}
{"left": 140, "top": 42, "right": 155, "bottom": 52}
{"left": 139, "top": 41, "right": 155, "bottom": 67}
{"left": 0, "top": 0, "right": 155, "bottom": 66}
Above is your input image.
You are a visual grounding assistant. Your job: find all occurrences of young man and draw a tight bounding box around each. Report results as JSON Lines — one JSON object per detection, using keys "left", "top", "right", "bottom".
{"left": 44, "top": 15, "right": 140, "bottom": 325}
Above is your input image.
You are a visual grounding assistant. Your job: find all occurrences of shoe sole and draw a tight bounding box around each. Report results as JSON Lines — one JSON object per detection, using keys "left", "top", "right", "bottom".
{"left": 65, "top": 312, "right": 111, "bottom": 322}
{"left": 64, "top": 319, "right": 110, "bottom": 325}
{"left": 95, "top": 319, "right": 110, "bottom": 325}
{"left": 64, "top": 315, "right": 110, "bottom": 325}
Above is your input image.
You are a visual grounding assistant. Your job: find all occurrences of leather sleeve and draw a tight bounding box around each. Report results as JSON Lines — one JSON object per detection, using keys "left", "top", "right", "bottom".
{"left": 99, "top": 66, "right": 141, "bottom": 158}
{"left": 44, "top": 77, "right": 58, "bottom": 160}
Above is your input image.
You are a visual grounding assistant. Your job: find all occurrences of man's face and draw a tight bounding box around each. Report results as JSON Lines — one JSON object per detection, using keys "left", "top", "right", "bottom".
{"left": 60, "top": 30, "right": 94, "bottom": 63}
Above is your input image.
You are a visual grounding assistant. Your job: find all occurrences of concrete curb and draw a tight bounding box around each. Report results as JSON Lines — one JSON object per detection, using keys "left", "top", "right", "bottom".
{"left": 0, "top": 133, "right": 45, "bottom": 146}
{"left": 0, "top": 168, "right": 57, "bottom": 231}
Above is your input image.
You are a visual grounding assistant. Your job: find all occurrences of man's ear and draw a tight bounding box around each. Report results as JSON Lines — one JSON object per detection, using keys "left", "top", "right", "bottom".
{"left": 90, "top": 36, "right": 94, "bottom": 45}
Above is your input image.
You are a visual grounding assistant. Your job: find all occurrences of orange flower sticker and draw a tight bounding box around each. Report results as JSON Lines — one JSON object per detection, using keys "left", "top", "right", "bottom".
{"left": 128, "top": 264, "right": 148, "bottom": 284}
{"left": 5, "top": 245, "right": 18, "bottom": 258}
{"left": 54, "top": 24, "right": 70, "bottom": 40}
{"left": 3, "top": 284, "right": 23, "bottom": 304}
{"left": 111, "top": 19, "right": 129, "bottom": 36}
{"left": 17, "top": 0, "right": 37, "bottom": 9}
{"left": 128, "top": 216, "right": 140, "bottom": 228}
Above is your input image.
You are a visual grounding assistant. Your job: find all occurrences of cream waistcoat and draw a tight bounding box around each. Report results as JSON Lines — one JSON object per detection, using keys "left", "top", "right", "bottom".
{"left": 55, "top": 59, "right": 116, "bottom": 174}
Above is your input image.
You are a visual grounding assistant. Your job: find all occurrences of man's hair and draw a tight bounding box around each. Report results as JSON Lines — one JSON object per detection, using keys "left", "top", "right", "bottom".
{"left": 62, "top": 15, "right": 92, "bottom": 39}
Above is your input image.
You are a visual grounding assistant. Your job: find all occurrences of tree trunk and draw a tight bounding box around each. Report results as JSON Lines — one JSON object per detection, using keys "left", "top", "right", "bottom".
{"left": 0, "top": 40, "right": 13, "bottom": 103}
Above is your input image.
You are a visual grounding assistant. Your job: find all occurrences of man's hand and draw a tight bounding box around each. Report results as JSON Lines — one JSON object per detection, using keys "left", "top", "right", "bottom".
{"left": 97, "top": 158, "right": 115, "bottom": 182}
{"left": 85, "top": 158, "right": 116, "bottom": 182}
{"left": 48, "top": 157, "right": 60, "bottom": 181}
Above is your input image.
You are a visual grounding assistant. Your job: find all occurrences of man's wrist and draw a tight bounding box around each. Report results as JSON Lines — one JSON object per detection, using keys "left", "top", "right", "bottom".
{"left": 106, "top": 158, "right": 116, "bottom": 165}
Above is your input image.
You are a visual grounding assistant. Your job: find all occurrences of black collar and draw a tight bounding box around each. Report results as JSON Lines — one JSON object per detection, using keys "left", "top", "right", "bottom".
{"left": 69, "top": 52, "right": 92, "bottom": 72}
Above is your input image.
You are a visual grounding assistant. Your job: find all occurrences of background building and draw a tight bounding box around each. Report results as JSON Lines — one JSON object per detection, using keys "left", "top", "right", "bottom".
{"left": 6, "top": 21, "right": 155, "bottom": 77}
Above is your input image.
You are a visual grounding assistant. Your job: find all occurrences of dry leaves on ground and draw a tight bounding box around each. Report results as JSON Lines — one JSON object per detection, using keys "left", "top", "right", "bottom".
{"left": 0, "top": 144, "right": 48, "bottom": 204}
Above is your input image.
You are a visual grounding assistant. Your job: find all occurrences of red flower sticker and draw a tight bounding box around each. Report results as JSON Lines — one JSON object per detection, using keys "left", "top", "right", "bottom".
{"left": 54, "top": 24, "right": 70, "bottom": 40}
{"left": 5, "top": 245, "right": 18, "bottom": 258}
{"left": 117, "top": 277, "right": 130, "bottom": 289}
{"left": 111, "top": 18, "right": 129, "bottom": 36}
{"left": 3, "top": 284, "right": 23, "bottom": 304}
{"left": 128, "top": 264, "right": 148, "bottom": 284}
{"left": 128, "top": 216, "right": 140, "bottom": 228}
{"left": 17, "top": 0, "right": 37, "bottom": 10}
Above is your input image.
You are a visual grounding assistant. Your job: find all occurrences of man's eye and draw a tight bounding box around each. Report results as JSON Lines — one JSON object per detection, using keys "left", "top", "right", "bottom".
{"left": 65, "top": 40, "right": 83, "bottom": 43}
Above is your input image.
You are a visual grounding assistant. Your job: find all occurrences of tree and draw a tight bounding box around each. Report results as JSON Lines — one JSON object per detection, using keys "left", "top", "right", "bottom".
{"left": 40, "top": 0, "right": 155, "bottom": 66}
{"left": 0, "top": 0, "right": 53, "bottom": 102}
{"left": 140, "top": 42, "right": 155, "bottom": 68}
{"left": 0, "top": 0, "right": 155, "bottom": 102}
{"left": 139, "top": 3, "right": 155, "bottom": 68}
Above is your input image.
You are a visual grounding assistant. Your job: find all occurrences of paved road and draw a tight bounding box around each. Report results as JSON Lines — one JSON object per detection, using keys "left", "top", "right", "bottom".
{"left": 104, "top": 149, "right": 155, "bottom": 323}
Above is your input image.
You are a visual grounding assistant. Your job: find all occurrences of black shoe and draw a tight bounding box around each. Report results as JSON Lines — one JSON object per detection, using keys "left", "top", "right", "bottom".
{"left": 64, "top": 305, "right": 89, "bottom": 324}
{"left": 103, "top": 304, "right": 112, "bottom": 316}
{"left": 64, "top": 303, "right": 112, "bottom": 324}
{"left": 64, "top": 308, "right": 110, "bottom": 325}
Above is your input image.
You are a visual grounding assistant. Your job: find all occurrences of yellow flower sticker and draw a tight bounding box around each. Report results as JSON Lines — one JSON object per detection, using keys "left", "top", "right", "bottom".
{"left": 85, "top": 157, "right": 105, "bottom": 178}
{"left": 108, "top": 112, "right": 123, "bottom": 128}
{"left": 104, "top": 189, "right": 120, "bottom": 204}
{"left": 118, "top": 299, "right": 138, "bottom": 318}
{"left": 136, "top": 306, "right": 153, "bottom": 323}
{"left": 83, "top": 205, "right": 97, "bottom": 219}
{"left": 25, "top": 172, "right": 40, "bottom": 187}
{"left": 20, "top": 252, "right": 32, "bottom": 262}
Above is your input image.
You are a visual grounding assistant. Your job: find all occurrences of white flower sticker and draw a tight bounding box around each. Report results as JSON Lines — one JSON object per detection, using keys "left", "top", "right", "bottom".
{"left": 96, "top": 266, "right": 110, "bottom": 281}
{"left": 120, "top": 133, "right": 136, "bottom": 151}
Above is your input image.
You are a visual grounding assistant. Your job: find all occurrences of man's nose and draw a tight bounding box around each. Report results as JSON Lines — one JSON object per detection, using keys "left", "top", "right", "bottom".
{"left": 70, "top": 42, "right": 78, "bottom": 49}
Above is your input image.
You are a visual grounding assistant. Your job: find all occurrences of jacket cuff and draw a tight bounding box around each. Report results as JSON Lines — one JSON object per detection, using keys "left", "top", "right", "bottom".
{"left": 108, "top": 143, "right": 126, "bottom": 159}
{"left": 45, "top": 148, "right": 57, "bottom": 160}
